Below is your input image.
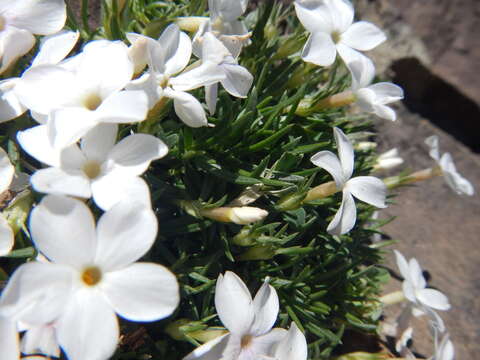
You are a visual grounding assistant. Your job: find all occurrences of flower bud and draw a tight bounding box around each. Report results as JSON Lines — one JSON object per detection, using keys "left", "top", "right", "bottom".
{"left": 275, "top": 192, "right": 306, "bottom": 212}
{"left": 355, "top": 141, "right": 377, "bottom": 151}
{"left": 176, "top": 16, "right": 208, "bottom": 33}
{"left": 373, "top": 148, "right": 404, "bottom": 171}
{"left": 128, "top": 37, "right": 149, "bottom": 76}
{"left": 237, "top": 245, "right": 276, "bottom": 261}
{"left": 201, "top": 206, "right": 268, "bottom": 225}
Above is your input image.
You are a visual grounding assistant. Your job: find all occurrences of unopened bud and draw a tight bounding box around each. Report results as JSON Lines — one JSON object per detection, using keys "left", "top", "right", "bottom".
{"left": 201, "top": 206, "right": 268, "bottom": 225}
{"left": 237, "top": 245, "right": 275, "bottom": 261}
{"left": 275, "top": 192, "right": 306, "bottom": 212}
{"left": 373, "top": 148, "right": 404, "bottom": 171}
{"left": 355, "top": 141, "right": 377, "bottom": 151}
{"left": 304, "top": 181, "right": 338, "bottom": 203}
{"left": 176, "top": 16, "right": 208, "bottom": 33}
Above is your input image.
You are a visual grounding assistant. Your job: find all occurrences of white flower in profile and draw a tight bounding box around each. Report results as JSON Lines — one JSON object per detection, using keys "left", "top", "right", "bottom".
{"left": 0, "top": 195, "right": 180, "bottom": 360}
{"left": 349, "top": 54, "right": 404, "bottom": 121}
{"left": 15, "top": 39, "right": 148, "bottom": 149}
{"left": 374, "top": 148, "right": 404, "bottom": 171}
{"left": 184, "top": 271, "right": 286, "bottom": 360}
{"left": 0, "top": 147, "right": 15, "bottom": 256}
{"left": 199, "top": 32, "right": 253, "bottom": 114}
{"left": 433, "top": 333, "right": 454, "bottom": 360}
{"left": 0, "top": 0, "right": 66, "bottom": 74}
{"left": 17, "top": 123, "right": 167, "bottom": 210}
{"left": 126, "top": 24, "right": 224, "bottom": 128}
{"left": 192, "top": 0, "right": 250, "bottom": 59}
{"left": 294, "top": 0, "right": 386, "bottom": 67}
{"left": 0, "top": 30, "right": 79, "bottom": 123}
{"left": 310, "top": 127, "right": 387, "bottom": 235}
{"left": 425, "top": 135, "right": 474, "bottom": 196}
{"left": 394, "top": 250, "right": 451, "bottom": 316}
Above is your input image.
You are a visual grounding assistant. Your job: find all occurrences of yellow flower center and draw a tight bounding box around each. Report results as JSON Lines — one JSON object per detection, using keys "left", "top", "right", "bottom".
{"left": 241, "top": 335, "right": 253, "bottom": 349}
{"left": 83, "top": 93, "right": 102, "bottom": 111}
{"left": 81, "top": 266, "right": 102, "bottom": 286}
{"left": 82, "top": 160, "right": 102, "bottom": 179}
{"left": 332, "top": 30, "right": 342, "bottom": 44}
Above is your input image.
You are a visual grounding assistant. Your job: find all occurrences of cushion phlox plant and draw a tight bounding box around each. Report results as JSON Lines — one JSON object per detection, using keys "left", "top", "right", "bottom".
{"left": 0, "top": 0, "right": 473, "bottom": 359}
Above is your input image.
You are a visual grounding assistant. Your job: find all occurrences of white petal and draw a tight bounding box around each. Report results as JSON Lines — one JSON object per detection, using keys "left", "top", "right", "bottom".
{"left": 417, "top": 289, "right": 451, "bottom": 311}
{"left": 107, "top": 133, "right": 168, "bottom": 176}
{"left": 215, "top": 0, "right": 248, "bottom": 21}
{"left": 91, "top": 174, "right": 151, "bottom": 211}
{"left": 126, "top": 72, "right": 163, "bottom": 109}
{"left": 17, "top": 125, "right": 59, "bottom": 166}
{"left": 221, "top": 63, "right": 253, "bottom": 98}
{"left": 333, "top": 127, "right": 354, "bottom": 180}
{"left": 393, "top": 250, "right": 411, "bottom": 282}
{"left": 48, "top": 107, "right": 97, "bottom": 149}
{"left": 77, "top": 40, "right": 133, "bottom": 97}
{"left": 160, "top": 24, "right": 192, "bottom": 77}
{"left": 81, "top": 124, "right": 118, "bottom": 163}
{"left": 15, "top": 65, "right": 76, "bottom": 114}
{"left": 367, "top": 82, "right": 404, "bottom": 104}
{"left": 183, "top": 333, "right": 230, "bottom": 360}
{"left": 0, "top": 146, "right": 14, "bottom": 193}
{"left": 95, "top": 90, "right": 148, "bottom": 124}
{"left": 165, "top": 88, "right": 209, "bottom": 128}
{"left": 0, "top": 78, "right": 27, "bottom": 122}
{"left": 341, "top": 21, "right": 386, "bottom": 51}
{"left": 327, "top": 190, "right": 357, "bottom": 235}
{"left": 293, "top": 0, "right": 334, "bottom": 33}
{"left": 171, "top": 61, "right": 225, "bottom": 92}
{"left": 201, "top": 32, "right": 231, "bottom": 64}
{"left": 0, "top": 215, "right": 14, "bottom": 256}
{"left": 31, "top": 167, "right": 91, "bottom": 198}
{"left": 102, "top": 262, "right": 179, "bottom": 321}
{"left": 273, "top": 322, "right": 308, "bottom": 360}
{"left": 21, "top": 324, "right": 60, "bottom": 358}
{"left": 5, "top": 0, "right": 66, "bottom": 35}
{"left": 348, "top": 55, "right": 375, "bottom": 90}
{"left": 336, "top": 42, "right": 365, "bottom": 68}
{"left": 126, "top": 32, "right": 157, "bottom": 75}
{"left": 95, "top": 200, "right": 158, "bottom": 271}
{"left": 301, "top": 32, "right": 337, "bottom": 67}
{"left": 249, "top": 328, "right": 288, "bottom": 356}
{"left": 345, "top": 176, "right": 387, "bottom": 208}
{"left": 425, "top": 135, "right": 441, "bottom": 162}
{"left": 29, "top": 195, "right": 96, "bottom": 268}
{"left": 56, "top": 289, "right": 119, "bottom": 360}
{"left": 326, "top": 0, "right": 355, "bottom": 32}
{"left": 31, "top": 30, "right": 79, "bottom": 67}
{"left": 373, "top": 104, "right": 397, "bottom": 121}
{"left": 0, "top": 316, "right": 19, "bottom": 360}
{"left": 0, "top": 27, "right": 35, "bottom": 74}
{"left": 0, "top": 261, "right": 74, "bottom": 325}
{"left": 205, "top": 83, "right": 218, "bottom": 114}
{"left": 215, "top": 271, "right": 254, "bottom": 335}
{"left": 310, "top": 150, "right": 345, "bottom": 188}
{"left": 250, "top": 282, "right": 279, "bottom": 336}
{"left": 402, "top": 281, "right": 417, "bottom": 303}
{"left": 440, "top": 153, "right": 474, "bottom": 196}
{"left": 408, "top": 258, "right": 426, "bottom": 290}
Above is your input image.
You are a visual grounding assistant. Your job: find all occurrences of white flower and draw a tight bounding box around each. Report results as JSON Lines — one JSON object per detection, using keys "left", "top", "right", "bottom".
{"left": 199, "top": 32, "right": 253, "bottom": 114}
{"left": 425, "top": 135, "right": 474, "bottom": 196}
{"left": 374, "top": 148, "right": 404, "bottom": 171}
{"left": 394, "top": 250, "right": 450, "bottom": 316}
{"left": 310, "top": 127, "right": 387, "bottom": 235}
{"left": 0, "top": 147, "right": 14, "bottom": 256}
{"left": 0, "top": 195, "right": 180, "bottom": 360}
{"left": 15, "top": 39, "right": 148, "bottom": 149}
{"left": 17, "top": 123, "right": 167, "bottom": 210}
{"left": 184, "top": 271, "right": 286, "bottom": 360}
{"left": 126, "top": 24, "right": 224, "bottom": 127}
{"left": 0, "top": 0, "right": 66, "bottom": 74}
{"left": 433, "top": 333, "right": 454, "bottom": 360}
{"left": 349, "top": 54, "right": 403, "bottom": 121}
{"left": 294, "top": 0, "right": 386, "bottom": 67}
{"left": 193, "top": 0, "right": 250, "bottom": 59}
{"left": 20, "top": 321, "right": 60, "bottom": 358}
{"left": 0, "top": 30, "right": 79, "bottom": 123}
